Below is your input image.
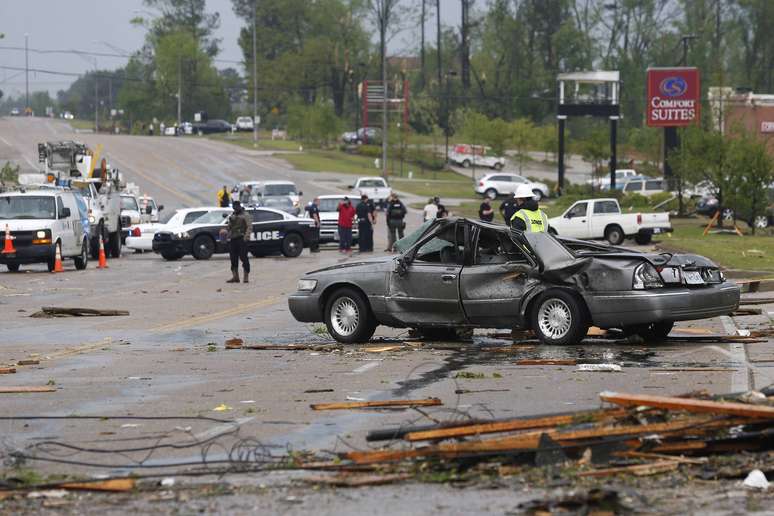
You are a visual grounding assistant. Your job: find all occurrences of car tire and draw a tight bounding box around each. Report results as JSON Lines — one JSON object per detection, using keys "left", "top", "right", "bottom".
{"left": 192, "top": 235, "right": 215, "bottom": 260}
{"left": 531, "top": 290, "right": 588, "bottom": 346}
{"left": 624, "top": 321, "right": 674, "bottom": 342}
{"left": 485, "top": 188, "right": 498, "bottom": 200}
{"left": 634, "top": 233, "right": 652, "bottom": 245}
{"left": 161, "top": 251, "right": 182, "bottom": 261}
{"left": 604, "top": 225, "right": 625, "bottom": 245}
{"left": 324, "top": 287, "right": 377, "bottom": 344}
{"left": 462, "top": 159, "right": 471, "bottom": 168}
{"left": 74, "top": 239, "right": 88, "bottom": 270}
{"left": 754, "top": 215, "right": 768, "bottom": 229}
{"left": 493, "top": 162, "right": 503, "bottom": 171}
{"left": 281, "top": 233, "right": 304, "bottom": 258}
{"left": 6, "top": 263, "right": 19, "bottom": 272}
{"left": 109, "top": 226, "right": 122, "bottom": 258}
{"left": 532, "top": 189, "right": 543, "bottom": 201}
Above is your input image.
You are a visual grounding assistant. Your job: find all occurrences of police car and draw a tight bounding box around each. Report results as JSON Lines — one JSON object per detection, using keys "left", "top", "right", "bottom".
{"left": 152, "top": 207, "right": 318, "bottom": 260}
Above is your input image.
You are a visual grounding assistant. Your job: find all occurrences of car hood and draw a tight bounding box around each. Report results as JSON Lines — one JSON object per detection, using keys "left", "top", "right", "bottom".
{"left": 305, "top": 255, "right": 395, "bottom": 275}
{"left": 0, "top": 219, "right": 56, "bottom": 231}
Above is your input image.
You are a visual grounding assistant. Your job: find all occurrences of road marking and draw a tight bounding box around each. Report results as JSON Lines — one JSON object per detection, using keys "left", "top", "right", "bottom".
{"left": 43, "top": 338, "right": 112, "bottom": 361}
{"left": 192, "top": 416, "right": 254, "bottom": 442}
{"left": 350, "top": 361, "right": 381, "bottom": 374}
{"left": 0, "top": 135, "right": 10, "bottom": 146}
{"left": 152, "top": 297, "right": 280, "bottom": 333}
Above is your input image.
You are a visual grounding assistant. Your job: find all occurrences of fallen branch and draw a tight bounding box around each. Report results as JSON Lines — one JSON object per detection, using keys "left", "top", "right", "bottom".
{"left": 311, "top": 398, "right": 442, "bottom": 411}
{"left": 600, "top": 391, "right": 774, "bottom": 419}
{"left": 31, "top": 307, "right": 130, "bottom": 318}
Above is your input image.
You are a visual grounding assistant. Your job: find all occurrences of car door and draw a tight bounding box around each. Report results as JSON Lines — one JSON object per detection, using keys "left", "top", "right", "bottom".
{"left": 55, "top": 196, "right": 74, "bottom": 253}
{"left": 249, "top": 208, "right": 284, "bottom": 254}
{"left": 386, "top": 222, "right": 467, "bottom": 325}
{"left": 624, "top": 181, "right": 643, "bottom": 195}
{"left": 65, "top": 194, "right": 84, "bottom": 251}
{"left": 460, "top": 227, "right": 534, "bottom": 327}
{"left": 556, "top": 202, "right": 589, "bottom": 238}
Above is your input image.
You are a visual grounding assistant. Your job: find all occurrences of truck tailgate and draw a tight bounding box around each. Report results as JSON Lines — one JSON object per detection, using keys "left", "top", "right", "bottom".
{"left": 639, "top": 212, "right": 671, "bottom": 228}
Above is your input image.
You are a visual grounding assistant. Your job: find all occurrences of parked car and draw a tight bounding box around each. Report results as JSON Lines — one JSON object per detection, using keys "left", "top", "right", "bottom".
{"left": 256, "top": 196, "right": 300, "bottom": 217}
{"left": 62, "top": 111, "right": 74, "bottom": 120}
{"left": 588, "top": 169, "right": 638, "bottom": 190}
{"left": 126, "top": 206, "right": 222, "bottom": 253}
{"left": 475, "top": 173, "right": 550, "bottom": 200}
{"left": 10, "top": 108, "right": 20, "bottom": 116}
{"left": 349, "top": 177, "right": 392, "bottom": 208}
{"left": 548, "top": 198, "right": 672, "bottom": 245}
{"left": 620, "top": 178, "right": 667, "bottom": 197}
{"left": 342, "top": 127, "right": 381, "bottom": 145}
{"left": 449, "top": 144, "right": 506, "bottom": 170}
{"left": 192, "top": 119, "right": 232, "bottom": 135}
{"left": 317, "top": 195, "right": 361, "bottom": 243}
{"left": 235, "top": 116, "right": 255, "bottom": 132}
{"left": 239, "top": 180, "right": 302, "bottom": 209}
{"left": 119, "top": 194, "right": 142, "bottom": 244}
{"left": 288, "top": 217, "right": 739, "bottom": 345}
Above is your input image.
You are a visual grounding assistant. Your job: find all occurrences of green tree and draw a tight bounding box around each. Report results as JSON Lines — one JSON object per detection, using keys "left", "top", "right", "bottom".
{"left": 287, "top": 102, "right": 342, "bottom": 147}
{"left": 580, "top": 128, "right": 608, "bottom": 181}
{"left": 509, "top": 118, "right": 535, "bottom": 173}
{"left": 727, "top": 132, "right": 774, "bottom": 234}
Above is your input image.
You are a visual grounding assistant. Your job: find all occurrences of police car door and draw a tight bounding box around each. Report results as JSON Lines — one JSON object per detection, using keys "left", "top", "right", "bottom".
{"left": 249, "top": 209, "right": 283, "bottom": 254}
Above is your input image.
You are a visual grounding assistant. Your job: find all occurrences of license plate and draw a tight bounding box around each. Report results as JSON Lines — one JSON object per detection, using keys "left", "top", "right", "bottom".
{"left": 653, "top": 228, "right": 661, "bottom": 234}
{"left": 683, "top": 270, "right": 704, "bottom": 285}
{"left": 660, "top": 267, "right": 680, "bottom": 283}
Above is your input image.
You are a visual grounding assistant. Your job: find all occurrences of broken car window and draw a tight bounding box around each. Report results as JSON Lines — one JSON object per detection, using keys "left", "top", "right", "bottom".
{"left": 414, "top": 224, "right": 464, "bottom": 265}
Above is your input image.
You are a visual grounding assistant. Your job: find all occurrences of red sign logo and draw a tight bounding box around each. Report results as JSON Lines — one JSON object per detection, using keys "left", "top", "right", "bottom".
{"left": 647, "top": 68, "right": 700, "bottom": 127}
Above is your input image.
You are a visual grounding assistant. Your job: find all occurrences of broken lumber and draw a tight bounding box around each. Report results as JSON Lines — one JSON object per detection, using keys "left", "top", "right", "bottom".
{"left": 0, "top": 386, "right": 56, "bottom": 393}
{"left": 515, "top": 359, "right": 577, "bottom": 366}
{"left": 600, "top": 391, "right": 774, "bottom": 419}
{"left": 578, "top": 460, "right": 680, "bottom": 478}
{"left": 224, "top": 338, "right": 243, "bottom": 349}
{"left": 736, "top": 278, "right": 774, "bottom": 294}
{"left": 732, "top": 308, "right": 763, "bottom": 316}
{"left": 739, "top": 297, "right": 774, "bottom": 305}
{"left": 615, "top": 451, "right": 707, "bottom": 465}
{"left": 311, "top": 398, "right": 442, "bottom": 411}
{"left": 16, "top": 359, "right": 40, "bottom": 366}
{"left": 59, "top": 478, "right": 135, "bottom": 492}
{"left": 32, "top": 307, "right": 130, "bottom": 318}
{"left": 0, "top": 367, "right": 16, "bottom": 374}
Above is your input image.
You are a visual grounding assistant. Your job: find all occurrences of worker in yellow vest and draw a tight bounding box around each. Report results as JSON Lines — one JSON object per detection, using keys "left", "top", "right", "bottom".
{"left": 510, "top": 184, "right": 549, "bottom": 232}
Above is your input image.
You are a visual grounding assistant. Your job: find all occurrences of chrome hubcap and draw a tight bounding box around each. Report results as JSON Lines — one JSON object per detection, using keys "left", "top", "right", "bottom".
{"left": 331, "top": 297, "right": 359, "bottom": 336}
{"left": 538, "top": 299, "right": 572, "bottom": 340}
{"left": 754, "top": 216, "right": 768, "bottom": 229}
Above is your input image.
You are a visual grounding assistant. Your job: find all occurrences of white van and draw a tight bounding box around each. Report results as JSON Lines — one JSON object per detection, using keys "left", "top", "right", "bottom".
{"left": 0, "top": 189, "right": 89, "bottom": 272}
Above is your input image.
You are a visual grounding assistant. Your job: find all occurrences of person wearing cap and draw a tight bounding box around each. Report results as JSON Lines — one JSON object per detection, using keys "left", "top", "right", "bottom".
{"left": 337, "top": 196, "right": 356, "bottom": 254}
{"left": 510, "top": 184, "right": 548, "bottom": 232}
{"left": 499, "top": 192, "right": 518, "bottom": 224}
{"left": 356, "top": 193, "right": 375, "bottom": 252}
{"left": 225, "top": 200, "right": 252, "bottom": 283}
{"left": 385, "top": 193, "right": 407, "bottom": 251}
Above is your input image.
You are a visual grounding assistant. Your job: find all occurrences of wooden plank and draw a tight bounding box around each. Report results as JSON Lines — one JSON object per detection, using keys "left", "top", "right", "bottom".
{"left": 651, "top": 441, "right": 707, "bottom": 453}
{"left": 16, "top": 359, "right": 40, "bottom": 366}
{"left": 0, "top": 367, "right": 16, "bottom": 374}
{"left": 615, "top": 451, "right": 707, "bottom": 465}
{"left": 578, "top": 461, "right": 680, "bottom": 478}
{"left": 404, "top": 408, "right": 625, "bottom": 442}
{"left": 311, "top": 398, "right": 442, "bottom": 411}
{"left": 363, "top": 345, "right": 405, "bottom": 353}
{"left": 59, "top": 478, "right": 135, "bottom": 492}
{"left": 39, "top": 307, "right": 130, "bottom": 317}
{"left": 599, "top": 391, "right": 774, "bottom": 419}
{"left": 244, "top": 344, "right": 341, "bottom": 351}
{"left": 0, "top": 386, "right": 56, "bottom": 393}
{"left": 515, "top": 359, "right": 577, "bottom": 366}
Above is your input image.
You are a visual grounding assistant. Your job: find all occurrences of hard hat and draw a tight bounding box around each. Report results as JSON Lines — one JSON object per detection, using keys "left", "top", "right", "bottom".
{"left": 513, "top": 184, "right": 536, "bottom": 199}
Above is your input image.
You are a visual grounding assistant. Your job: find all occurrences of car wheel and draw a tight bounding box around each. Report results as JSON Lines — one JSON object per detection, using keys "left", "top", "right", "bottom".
{"left": 324, "top": 287, "right": 377, "bottom": 344}
{"left": 47, "top": 242, "right": 60, "bottom": 272}
{"left": 754, "top": 215, "right": 768, "bottom": 229}
{"left": 281, "top": 233, "right": 304, "bottom": 258}
{"left": 493, "top": 162, "right": 503, "bottom": 171}
{"left": 485, "top": 188, "right": 498, "bottom": 200}
{"left": 531, "top": 290, "right": 588, "bottom": 346}
{"left": 532, "top": 189, "right": 543, "bottom": 201}
{"left": 624, "top": 321, "right": 674, "bottom": 342}
{"left": 74, "top": 239, "right": 88, "bottom": 270}
{"left": 161, "top": 251, "right": 182, "bottom": 261}
{"left": 462, "top": 159, "right": 471, "bottom": 168}
{"left": 634, "top": 233, "right": 652, "bottom": 245}
{"left": 192, "top": 235, "right": 215, "bottom": 260}
{"left": 721, "top": 208, "right": 734, "bottom": 222}
{"left": 6, "top": 263, "right": 19, "bottom": 272}
{"left": 604, "top": 225, "right": 625, "bottom": 245}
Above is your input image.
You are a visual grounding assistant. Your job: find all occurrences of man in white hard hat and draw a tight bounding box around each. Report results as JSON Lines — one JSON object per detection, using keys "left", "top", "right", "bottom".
{"left": 509, "top": 183, "right": 549, "bottom": 232}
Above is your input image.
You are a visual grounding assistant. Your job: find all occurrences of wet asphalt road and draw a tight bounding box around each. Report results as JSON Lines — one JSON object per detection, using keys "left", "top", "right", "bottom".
{"left": 1, "top": 117, "right": 773, "bottom": 513}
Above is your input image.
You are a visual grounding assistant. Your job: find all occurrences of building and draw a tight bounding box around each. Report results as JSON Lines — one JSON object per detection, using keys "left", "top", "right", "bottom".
{"left": 709, "top": 87, "right": 774, "bottom": 156}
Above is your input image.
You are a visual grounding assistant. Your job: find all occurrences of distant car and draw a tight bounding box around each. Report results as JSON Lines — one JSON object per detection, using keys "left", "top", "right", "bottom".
{"left": 120, "top": 194, "right": 142, "bottom": 244}
{"left": 342, "top": 127, "right": 380, "bottom": 144}
{"left": 317, "top": 194, "right": 361, "bottom": 243}
{"left": 238, "top": 180, "right": 302, "bottom": 209}
{"left": 180, "top": 122, "right": 194, "bottom": 135}
{"left": 10, "top": 108, "right": 20, "bottom": 116}
{"left": 192, "top": 119, "right": 232, "bottom": 135}
{"left": 449, "top": 144, "right": 506, "bottom": 170}
{"left": 620, "top": 178, "right": 667, "bottom": 197}
{"left": 256, "top": 196, "right": 300, "bottom": 217}
{"left": 609, "top": 175, "right": 649, "bottom": 191}
{"left": 475, "top": 173, "right": 550, "bottom": 200}
{"left": 126, "top": 207, "right": 223, "bottom": 253}
{"left": 588, "top": 169, "right": 638, "bottom": 189}
{"left": 136, "top": 195, "right": 163, "bottom": 223}
{"left": 62, "top": 111, "right": 74, "bottom": 120}
{"left": 163, "top": 126, "right": 178, "bottom": 136}
{"left": 349, "top": 177, "right": 392, "bottom": 208}
{"left": 235, "top": 116, "right": 255, "bottom": 131}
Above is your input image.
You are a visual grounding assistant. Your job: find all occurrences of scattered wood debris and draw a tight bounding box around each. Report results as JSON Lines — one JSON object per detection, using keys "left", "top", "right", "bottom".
{"left": 599, "top": 391, "right": 774, "bottom": 419}
{"left": 739, "top": 297, "right": 774, "bottom": 305}
{"left": 224, "top": 338, "right": 243, "bottom": 349}
{"left": 243, "top": 343, "right": 342, "bottom": 352}
{"left": 311, "top": 398, "right": 442, "bottom": 411}
{"left": 733, "top": 307, "right": 763, "bottom": 316}
{"left": 58, "top": 478, "right": 135, "bottom": 492}
{"left": 16, "top": 359, "right": 40, "bottom": 366}
{"left": 30, "top": 307, "right": 130, "bottom": 318}
{"left": 0, "top": 386, "right": 56, "bottom": 393}
{"left": 0, "top": 367, "right": 16, "bottom": 374}
{"left": 515, "top": 359, "right": 576, "bottom": 366}
{"left": 301, "top": 473, "right": 412, "bottom": 487}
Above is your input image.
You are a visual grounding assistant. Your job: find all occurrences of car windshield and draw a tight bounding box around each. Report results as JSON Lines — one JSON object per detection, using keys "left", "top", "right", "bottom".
{"left": 394, "top": 219, "right": 436, "bottom": 253}
{"left": 0, "top": 196, "right": 57, "bottom": 219}
{"left": 121, "top": 197, "right": 139, "bottom": 211}
{"left": 73, "top": 185, "right": 92, "bottom": 198}
{"left": 359, "top": 180, "right": 385, "bottom": 188}
{"left": 318, "top": 198, "right": 361, "bottom": 212}
{"left": 264, "top": 184, "right": 296, "bottom": 196}
{"left": 262, "top": 197, "right": 292, "bottom": 209}
{"left": 191, "top": 210, "right": 230, "bottom": 225}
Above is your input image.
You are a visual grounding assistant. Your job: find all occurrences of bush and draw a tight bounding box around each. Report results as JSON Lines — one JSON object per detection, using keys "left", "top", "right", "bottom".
{"left": 406, "top": 149, "right": 445, "bottom": 171}
{"left": 356, "top": 145, "right": 382, "bottom": 158}
{"left": 0, "top": 161, "right": 20, "bottom": 186}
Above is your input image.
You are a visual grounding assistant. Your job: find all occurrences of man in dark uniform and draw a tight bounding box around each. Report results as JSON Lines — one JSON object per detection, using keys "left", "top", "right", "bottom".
{"left": 385, "top": 193, "right": 407, "bottom": 251}
{"left": 226, "top": 201, "right": 252, "bottom": 284}
{"left": 479, "top": 197, "right": 494, "bottom": 222}
{"left": 305, "top": 197, "right": 321, "bottom": 252}
{"left": 499, "top": 192, "right": 518, "bottom": 225}
{"left": 356, "top": 194, "right": 375, "bottom": 252}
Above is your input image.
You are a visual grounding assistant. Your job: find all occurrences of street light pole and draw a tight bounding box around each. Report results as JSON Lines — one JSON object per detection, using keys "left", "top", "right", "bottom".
{"left": 177, "top": 56, "right": 182, "bottom": 128}
{"left": 24, "top": 33, "right": 29, "bottom": 113}
{"left": 252, "top": 0, "right": 258, "bottom": 147}
{"left": 94, "top": 57, "right": 99, "bottom": 133}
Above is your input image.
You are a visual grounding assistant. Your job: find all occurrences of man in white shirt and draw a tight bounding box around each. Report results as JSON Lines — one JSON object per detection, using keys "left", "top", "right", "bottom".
{"left": 423, "top": 198, "right": 438, "bottom": 221}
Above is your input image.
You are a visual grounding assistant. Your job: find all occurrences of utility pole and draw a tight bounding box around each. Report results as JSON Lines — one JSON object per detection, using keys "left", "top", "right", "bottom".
{"left": 24, "top": 33, "right": 29, "bottom": 113}
{"left": 435, "top": 0, "right": 441, "bottom": 88}
{"left": 177, "top": 56, "right": 182, "bottom": 128}
{"left": 380, "top": 0, "right": 388, "bottom": 179}
{"left": 420, "top": 0, "right": 425, "bottom": 89}
{"left": 94, "top": 58, "right": 99, "bottom": 133}
{"left": 460, "top": 0, "right": 470, "bottom": 92}
{"left": 252, "top": 0, "right": 258, "bottom": 147}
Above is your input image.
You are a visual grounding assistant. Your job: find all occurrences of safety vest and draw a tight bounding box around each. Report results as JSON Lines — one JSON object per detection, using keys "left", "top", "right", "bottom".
{"left": 511, "top": 208, "right": 549, "bottom": 232}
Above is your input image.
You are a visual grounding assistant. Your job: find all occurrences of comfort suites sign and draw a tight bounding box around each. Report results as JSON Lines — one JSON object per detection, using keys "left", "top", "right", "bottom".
{"left": 646, "top": 67, "right": 700, "bottom": 127}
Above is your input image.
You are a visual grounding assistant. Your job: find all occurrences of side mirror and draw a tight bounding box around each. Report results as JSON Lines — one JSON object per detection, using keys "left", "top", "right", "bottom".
{"left": 60, "top": 207, "right": 71, "bottom": 218}
{"left": 145, "top": 205, "right": 153, "bottom": 215}
{"left": 394, "top": 256, "right": 409, "bottom": 276}
{"left": 157, "top": 205, "right": 164, "bottom": 212}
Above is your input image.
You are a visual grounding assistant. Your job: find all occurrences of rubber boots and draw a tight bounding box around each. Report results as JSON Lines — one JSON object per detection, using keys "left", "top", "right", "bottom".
{"left": 243, "top": 271, "right": 249, "bottom": 284}
{"left": 226, "top": 268, "right": 240, "bottom": 283}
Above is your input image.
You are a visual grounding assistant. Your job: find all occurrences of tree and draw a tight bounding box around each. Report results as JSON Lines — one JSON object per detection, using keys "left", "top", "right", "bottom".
{"left": 580, "top": 128, "right": 608, "bottom": 181}
{"left": 143, "top": 0, "right": 221, "bottom": 56}
{"left": 509, "top": 118, "right": 535, "bottom": 173}
{"left": 727, "top": 132, "right": 774, "bottom": 234}
{"left": 287, "top": 102, "right": 342, "bottom": 146}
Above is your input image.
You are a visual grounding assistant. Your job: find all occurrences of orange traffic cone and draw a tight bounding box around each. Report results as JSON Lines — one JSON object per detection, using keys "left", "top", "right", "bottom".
{"left": 97, "top": 235, "right": 108, "bottom": 269}
{"left": 53, "top": 244, "right": 64, "bottom": 273}
{"left": 1, "top": 225, "right": 15, "bottom": 254}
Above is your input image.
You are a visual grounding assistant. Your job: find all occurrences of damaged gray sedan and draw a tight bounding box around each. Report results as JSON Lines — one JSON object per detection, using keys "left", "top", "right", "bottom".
{"left": 288, "top": 218, "right": 740, "bottom": 345}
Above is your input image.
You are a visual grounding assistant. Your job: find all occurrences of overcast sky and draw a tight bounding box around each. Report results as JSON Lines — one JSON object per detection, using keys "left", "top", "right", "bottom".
{"left": 0, "top": 0, "right": 462, "bottom": 98}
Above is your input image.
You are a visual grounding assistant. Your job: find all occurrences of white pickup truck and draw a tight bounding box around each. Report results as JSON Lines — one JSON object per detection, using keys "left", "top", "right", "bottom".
{"left": 548, "top": 198, "right": 672, "bottom": 245}
{"left": 349, "top": 177, "right": 392, "bottom": 209}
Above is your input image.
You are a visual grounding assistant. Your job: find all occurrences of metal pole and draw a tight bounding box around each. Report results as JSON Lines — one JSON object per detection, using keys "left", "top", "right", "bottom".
{"left": 557, "top": 115, "right": 566, "bottom": 195}
{"left": 177, "top": 57, "right": 182, "bottom": 128}
{"left": 444, "top": 73, "right": 451, "bottom": 163}
{"left": 94, "top": 59, "right": 99, "bottom": 133}
{"left": 24, "top": 33, "right": 29, "bottom": 112}
{"left": 380, "top": 1, "right": 388, "bottom": 179}
{"left": 252, "top": 0, "right": 258, "bottom": 147}
{"left": 609, "top": 116, "right": 618, "bottom": 191}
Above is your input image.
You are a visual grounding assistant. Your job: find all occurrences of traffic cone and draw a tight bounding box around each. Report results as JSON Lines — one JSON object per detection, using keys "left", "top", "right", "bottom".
{"left": 1, "top": 225, "right": 15, "bottom": 254}
{"left": 97, "top": 235, "right": 108, "bottom": 269}
{"left": 53, "top": 244, "right": 64, "bottom": 273}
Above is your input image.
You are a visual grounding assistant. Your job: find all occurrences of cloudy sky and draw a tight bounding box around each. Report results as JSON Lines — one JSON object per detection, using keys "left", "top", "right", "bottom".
{"left": 0, "top": 0, "right": 461, "bottom": 98}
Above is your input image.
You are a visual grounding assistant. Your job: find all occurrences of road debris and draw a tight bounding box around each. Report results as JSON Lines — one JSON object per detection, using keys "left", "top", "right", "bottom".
{"left": 310, "top": 398, "right": 442, "bottom": 411}
{"left": 742, "top": 469, "right": 770, "bottom": 490}
{"left": 212, "top": 404, "right": 233, "bottom": 412}
{"left": 243, "top": 343, "right": 342, "bottom": 352}
{"left": 224, "top": 338, "right": 243, "bottom": 349}
{"left": 0, "top": 386, "right": 56, "bottom": 393}
{"left": 515, "top": 359, "right": 577, "bottom": 366}
{"left": 30, "top": 307, "right": 130, "bottom": 318}
{"left": 599, "top": 391, "right": 774, "bottom": 418}
{"left": 16, "top": 359, "right": 40, "bottom": 366}
{"left": 304, "top": 388, "right": 334, "bottom": 393}
{"left": 302, "top": 473, "right": 412, "bottom": 487}
{"left": 576, "top": 364, "right": 623, "bottom": 372}
{"left": 0, "top": 367, "right": 16, "bottom": 374}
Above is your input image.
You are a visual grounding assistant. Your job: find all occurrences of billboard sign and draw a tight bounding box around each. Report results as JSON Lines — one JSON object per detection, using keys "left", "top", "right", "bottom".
{"left": 646, "top": 67, "right": 700, "bottom": 127}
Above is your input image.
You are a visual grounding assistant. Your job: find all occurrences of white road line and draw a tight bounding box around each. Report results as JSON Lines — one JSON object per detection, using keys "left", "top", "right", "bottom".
{"left": 351, "top": 361, "right": 381, "bottom": 374}
{"left": 0, "top": 135, "right": 10, "bottom": 146}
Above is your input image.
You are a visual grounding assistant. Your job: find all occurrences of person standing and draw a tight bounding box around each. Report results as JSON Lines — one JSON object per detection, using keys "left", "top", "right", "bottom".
{"left": 479, "top": 197, "right": 494, "bottom": 222}
{"left": 499, "top": 193, "right": 518, "bottom": 225}
{"left": 510, "top": 184, "right": 548, "bottom": 232}
{"left": 226, "top": 201, "right": 252, "bottom": 284}
{"left": 423, "top": 197, "right": 438, "bottom": 221}
{"left": 239, "top": 184, "right": 253, "bottom": 206}
{"left": 356, "top": 194, "right": 375, "bottom": 252}
{"left": 305, "top": 197, "right": 321, "bottom": 253}
{"left": 217, "top": 185, "right": 231, "bottom": 208}
{"left": 385, "top": 193, "right": 407, "bottom": 251}
{"left": 337, "top": 197, "right": 356, "bottom": 254}
{"left": 434, "top": 196, "right": 448, "bottom": 218}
